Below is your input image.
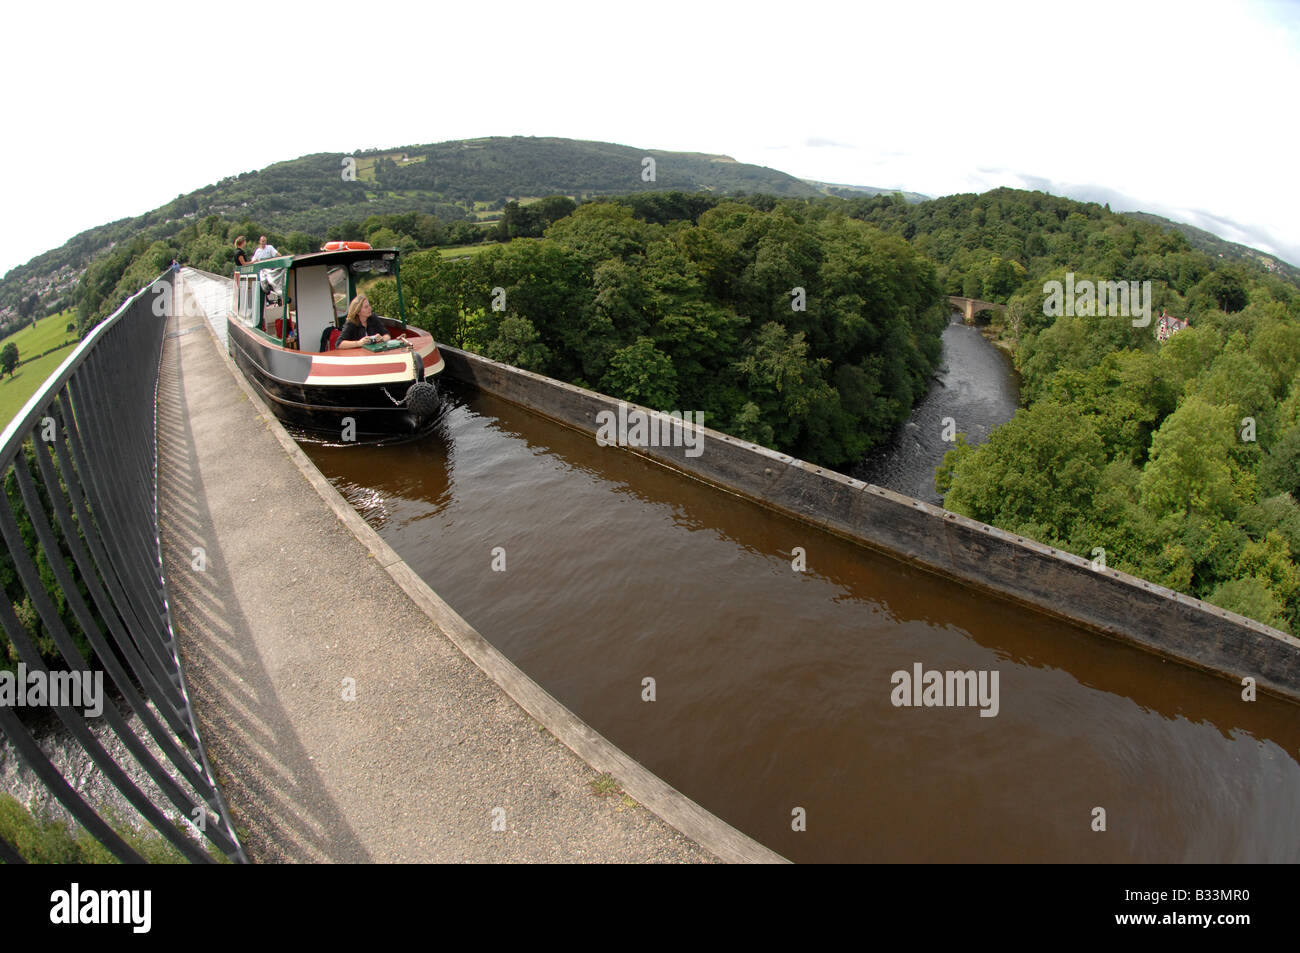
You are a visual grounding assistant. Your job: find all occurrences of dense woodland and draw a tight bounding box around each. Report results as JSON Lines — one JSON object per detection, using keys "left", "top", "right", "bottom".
{"left": 369, "top": 201, "right": 947, "bottom": 467}
{"left": 8, "top": 178, "right": 1300, "bottom": 657}
{"left": 901, "top": 191, "right": 1300, "bottom": 634}
{"left": 795, "top": 186, "right": 1300, "bottom": 634}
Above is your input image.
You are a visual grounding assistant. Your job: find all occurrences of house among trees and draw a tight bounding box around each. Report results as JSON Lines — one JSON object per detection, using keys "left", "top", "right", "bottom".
{"left": 1156, "top": 308, "right": 1188, "bottom": 342}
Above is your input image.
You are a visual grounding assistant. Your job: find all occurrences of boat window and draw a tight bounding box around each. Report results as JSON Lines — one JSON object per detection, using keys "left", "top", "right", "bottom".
{"left": 237, "top": 275, "right": 259, "bottom": 326}
{"left": 328, "top": 266, "right": 349, "bottom": 320}
{"left": 349, "top": 258, "right": 396, "bottom": 276}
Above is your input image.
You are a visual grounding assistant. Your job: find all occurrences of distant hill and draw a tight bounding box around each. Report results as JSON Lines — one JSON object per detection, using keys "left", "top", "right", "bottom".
{"left": 1123, "top": 211, "right": 1300, "bottom": 283}
{"left": 0, "top": 137, "right": 821, "bottom": 323}
{"left": 802, "top": 180, "right": 930, "bottom": 204}
{"left": 382, "top": 137, "right": 823, "bottom": 200}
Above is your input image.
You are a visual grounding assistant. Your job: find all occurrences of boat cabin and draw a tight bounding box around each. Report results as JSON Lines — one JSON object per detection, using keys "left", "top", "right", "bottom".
{"left": 233, "top": 247, "right": 408, "bottom": 353}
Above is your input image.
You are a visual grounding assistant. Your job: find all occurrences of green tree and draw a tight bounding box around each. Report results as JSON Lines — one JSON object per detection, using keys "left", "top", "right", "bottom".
{"left": 729, "top": 401, "right": 774, "bottom": 447}
{"left": 1187, "top": 340, "right": 1274, "bottom": 448}
{"left": 284, "top": 231, "right": 318, "bottom": 255}
{"left": 496, "top": 201, "right": 549, "bottom": 240}
{"left": 1236, "top": 530, "right": 1300, "bottom": 616}
{"left": 547, "top": 202, "right": 655, "bottom": 266}
{"left": 1206, "top": 577, "right": 1291, "bottom": 633}
{"left": 941, "top": 400, "right": 1108, "bottom": 546}
{"left": 1249, "top": 320, "right": 1300, "bottom": 397}
{"left": 1157, "top": 323, "right": 1220, "bottom": 394}
{"left": 1239, "top": 494, "right": 1300, "bottom": 556}
{"left": 1, "top": 343, "right": 16, "bottom": 378}
{"left": 935, "top": 433, "right": 972, "bottom": 496}
{"left": 1193, "top": 269, "right": 1248, "bottom": 313}
{"left": 730, "top": 321, "right": 864, "bottom": 463}
{"left": 1259, "top": 425, "right": 1300, "bottom": 497}
{"left": 367, "top": 227, "right": 417, "bottom": 253}
{"left": 485, "top": 316, "right": 551, "bottom": 373}
{"left": 980, "top": 255, "right": 1025, "bottom": 300}
{"left": 600, "top": 337, "right": 679, "bottom": 410}
{"left": 1138, "top": 397, "right": 1253, "bottom": 521}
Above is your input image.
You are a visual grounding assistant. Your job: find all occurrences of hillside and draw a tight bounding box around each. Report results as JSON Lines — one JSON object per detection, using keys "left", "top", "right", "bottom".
{"left": 1124, "top": 211, "right": 1300, "bottom": 285}
{"left": 0, "top": 137, "right": 820, "bottom": 324}
{"left": 828, "top": 187, "right": 1300, "bottom": 308}
{"left": 803, "top": 180, "right": 930, "bottom": 204}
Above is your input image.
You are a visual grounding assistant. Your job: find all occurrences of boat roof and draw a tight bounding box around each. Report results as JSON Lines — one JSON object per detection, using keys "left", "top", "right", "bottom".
{"left": 236, "top": 247, "right": 400, "bottom": 274}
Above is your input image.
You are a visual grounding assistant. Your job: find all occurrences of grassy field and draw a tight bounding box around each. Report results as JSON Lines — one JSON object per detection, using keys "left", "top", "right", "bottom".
{"left": 355, "top": 152, "right": 426, "bottom": 183}
{"left": 437, "top": 243, "right": 499, "bottom": 258}
{"left": 0, "top": 309, "right": 77, "bottom": 354}
{"left": 0, "top": 348, "right": 77, "bottom": 427}
{"left": 0, "top": 310, "right": 79, "bottom": 426}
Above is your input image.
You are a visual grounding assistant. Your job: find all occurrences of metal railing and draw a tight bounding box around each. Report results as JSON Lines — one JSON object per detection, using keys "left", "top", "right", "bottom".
{"left": 0, "top": 273, "right": 245, "bottom": 863}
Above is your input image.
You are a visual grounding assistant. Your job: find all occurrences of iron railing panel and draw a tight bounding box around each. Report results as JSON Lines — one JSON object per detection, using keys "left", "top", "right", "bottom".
{"left": 0, "top": 274, "right": 246, "bottom": 864}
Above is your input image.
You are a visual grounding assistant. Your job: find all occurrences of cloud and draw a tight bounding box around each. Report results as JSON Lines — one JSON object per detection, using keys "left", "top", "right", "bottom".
{"left": 803, "top": 137, "right": 854, "bottom": 149}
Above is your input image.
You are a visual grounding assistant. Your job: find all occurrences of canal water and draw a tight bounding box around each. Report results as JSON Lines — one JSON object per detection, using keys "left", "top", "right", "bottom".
{"left": 301, "top": 380, "right": 1300, "bottom": 863}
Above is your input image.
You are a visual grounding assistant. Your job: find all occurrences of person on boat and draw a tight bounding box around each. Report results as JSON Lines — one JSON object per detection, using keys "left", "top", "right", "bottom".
{"left": 251, "top": 235, "right": 280, "bottom": 261}
{"left": 234, "top": 236, "right": 251, "bottom": 267}
{"left": 336, "top": 295, "right": 393, "bottom": 349}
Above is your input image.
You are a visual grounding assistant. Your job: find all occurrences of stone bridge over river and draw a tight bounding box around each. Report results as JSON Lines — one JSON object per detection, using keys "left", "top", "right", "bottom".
{"left": 948, "top": 295, "right": 1008, "bottom": 323}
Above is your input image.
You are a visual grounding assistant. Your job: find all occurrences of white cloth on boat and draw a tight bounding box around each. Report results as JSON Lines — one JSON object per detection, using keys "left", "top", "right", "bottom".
{"left": 259, "top": 266, "right": 286, "bottom": 301}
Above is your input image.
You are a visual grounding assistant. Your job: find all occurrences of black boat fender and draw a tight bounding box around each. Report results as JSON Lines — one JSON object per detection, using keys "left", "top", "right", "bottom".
{"left": 405, "top": 380, "right": 439, "bottom": 419}
{"left": 379, "top": 378, "right": 439, "bottom": 420}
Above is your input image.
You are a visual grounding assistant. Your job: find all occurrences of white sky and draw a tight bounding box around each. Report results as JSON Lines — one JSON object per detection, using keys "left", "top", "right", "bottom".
{"left": 4, "top": 0, "right": 1299, "bottom": 278}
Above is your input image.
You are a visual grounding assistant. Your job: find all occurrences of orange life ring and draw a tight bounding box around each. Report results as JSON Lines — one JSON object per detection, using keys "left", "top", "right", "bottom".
{"left": 321, "top": 241, "right": 372, "bottom": 251}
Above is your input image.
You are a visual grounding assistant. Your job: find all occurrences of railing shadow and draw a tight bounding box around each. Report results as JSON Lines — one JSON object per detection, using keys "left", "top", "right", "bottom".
{"left": 156, "top": 310, "right": 372, "bottom": 863}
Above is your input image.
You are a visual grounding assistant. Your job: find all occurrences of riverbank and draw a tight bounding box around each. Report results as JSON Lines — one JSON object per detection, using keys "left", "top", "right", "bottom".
{"left": 976, "top": 321, "right": 1018, "bottom": 360}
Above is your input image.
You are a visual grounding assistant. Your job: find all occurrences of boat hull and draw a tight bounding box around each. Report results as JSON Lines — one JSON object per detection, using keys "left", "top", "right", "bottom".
{"left": 227, "top": 319, "right": 444, "bottom": 437}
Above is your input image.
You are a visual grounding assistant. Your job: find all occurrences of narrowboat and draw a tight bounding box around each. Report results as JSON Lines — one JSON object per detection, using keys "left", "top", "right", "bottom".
{"left": 227, "top": 243, "right": 443, "bottom": 436}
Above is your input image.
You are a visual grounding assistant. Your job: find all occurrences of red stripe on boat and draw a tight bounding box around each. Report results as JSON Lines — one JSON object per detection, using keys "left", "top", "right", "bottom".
{"left": 309, "top": 360, "right": 408, "bottom": 377}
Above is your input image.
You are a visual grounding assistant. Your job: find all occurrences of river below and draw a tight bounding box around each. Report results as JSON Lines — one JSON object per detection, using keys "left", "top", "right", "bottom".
{"left": 854, "top": 314, "right": 1020, "bottom": 504}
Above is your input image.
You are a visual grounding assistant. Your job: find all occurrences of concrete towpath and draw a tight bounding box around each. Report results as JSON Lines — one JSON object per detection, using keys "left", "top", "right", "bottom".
{"left": 157, "top": 273, "right": 715, "bottom": 862}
